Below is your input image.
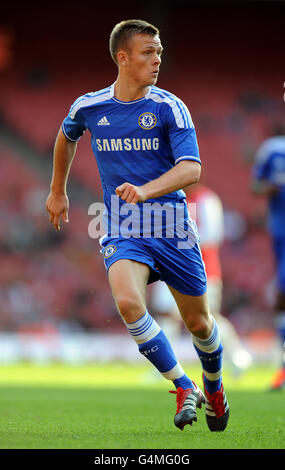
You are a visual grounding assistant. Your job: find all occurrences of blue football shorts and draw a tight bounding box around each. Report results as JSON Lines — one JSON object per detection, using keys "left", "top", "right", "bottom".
{"left": 99, "top": 234, "right": 207, "bottom": 296}
{"left": 272, "top": 237, "right": 285, "bottom": 294}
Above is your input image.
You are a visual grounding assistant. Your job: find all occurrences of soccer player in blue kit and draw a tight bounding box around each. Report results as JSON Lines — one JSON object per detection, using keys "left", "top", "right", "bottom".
{"left": 251, "top": 124, "right": 285, "bottom": 390}
{"left": 46, "top": 19, "right": 229, "bottom": 431}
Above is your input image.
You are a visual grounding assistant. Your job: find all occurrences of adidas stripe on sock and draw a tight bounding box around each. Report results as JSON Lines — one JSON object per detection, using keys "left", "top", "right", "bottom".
{"left": 125, "top": 310, "right": 194, "bottom": 389}
{"left": 192, "top": 317, "right": 223, "bottom": 393}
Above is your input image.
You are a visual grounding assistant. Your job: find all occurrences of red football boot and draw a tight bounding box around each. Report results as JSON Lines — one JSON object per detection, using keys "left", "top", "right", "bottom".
{"left": 169, "top": 382, "right": 205, "bottom": 430}
{"left": 203, "top": 374, "right": 230, "bottom": 432}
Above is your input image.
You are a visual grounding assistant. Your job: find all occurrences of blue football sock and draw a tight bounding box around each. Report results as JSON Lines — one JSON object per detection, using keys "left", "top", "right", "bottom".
{"left": 173, "top": 373, "right": 194, "bottom": 389}
{"left": 192, "top": 317, "right": 223, "bottom": 394}
{"left": 125, "top": 310, "right": 194, "bottom": 389}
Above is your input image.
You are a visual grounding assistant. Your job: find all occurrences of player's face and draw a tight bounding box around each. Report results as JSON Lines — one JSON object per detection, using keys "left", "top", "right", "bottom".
{"left": 124, "top": 34, "right": 162, "bottom": 86}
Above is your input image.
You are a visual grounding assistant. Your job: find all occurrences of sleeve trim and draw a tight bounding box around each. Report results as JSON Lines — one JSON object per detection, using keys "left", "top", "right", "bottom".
{"left": 61, "top": 123, "right": 79, "bottom": 142}
{"left": 175, "top": 156, "right": 201, "bottom": 165}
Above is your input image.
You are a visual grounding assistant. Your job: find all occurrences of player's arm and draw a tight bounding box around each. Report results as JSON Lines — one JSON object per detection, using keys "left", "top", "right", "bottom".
{"left": 250, "top": 179, "right": 279, "bottom": 197}
{"left": 46, "top": 128, "right": 77, "bottom": 231}
{"left": 250, "top": 144, "right": 281, "bottom": 197}
{"left": 116, "top": 160, "right": 201, "bottom": 204}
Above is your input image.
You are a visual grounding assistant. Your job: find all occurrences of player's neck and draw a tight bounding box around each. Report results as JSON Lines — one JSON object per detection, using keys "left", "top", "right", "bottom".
{"left": 114, "top": 77, "right": 149, "bottom": 102}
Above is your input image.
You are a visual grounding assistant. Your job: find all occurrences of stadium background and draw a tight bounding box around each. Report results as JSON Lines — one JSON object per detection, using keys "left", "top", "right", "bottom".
{"left": 0, "top": 0, "right": 284, "bottom": 364}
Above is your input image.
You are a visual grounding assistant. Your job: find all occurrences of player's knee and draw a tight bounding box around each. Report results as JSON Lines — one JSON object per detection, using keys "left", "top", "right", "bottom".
{"left": 184, "top": 310, "right": 212, "bottom": 337}
{"left": 115, "top": 294, "right": 145, "bottom": 322}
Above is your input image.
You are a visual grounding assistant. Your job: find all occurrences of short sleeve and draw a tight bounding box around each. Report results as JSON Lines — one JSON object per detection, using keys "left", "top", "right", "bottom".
{"left": 165, "top": 99, "right": 201, "bottom": 165}
{"left": 61, "top": 97, "right": 87, "bottom": 142}
{"left": 252, "top": 144, "right": 274, "bottom": 182}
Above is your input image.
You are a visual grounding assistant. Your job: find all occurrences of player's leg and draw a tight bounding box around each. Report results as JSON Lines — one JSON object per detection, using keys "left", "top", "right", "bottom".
{"left": 108, "top": 259, "right": 200, "bottom": 403}
{"left": 270, "top": 290, "right": 285, "bottom": 390}
{"left": 142, "top": 236, "right": 228, "bottom": 430}
{"left": 145, "top": 281, "right": 182, "bottom": 383}
{"left": 270, "top": 238, "right": 285, "bottom": 390}
{"left": 168, "top": 286, "right": 229, "bottom": 431}
{"left": 108, "top": 259, "right": 149, "bottom": 323}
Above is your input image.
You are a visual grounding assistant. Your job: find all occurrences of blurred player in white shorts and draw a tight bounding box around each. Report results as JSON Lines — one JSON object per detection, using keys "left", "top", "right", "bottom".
{"left": 151, "top": 183, "right": 252, "bottom": 375}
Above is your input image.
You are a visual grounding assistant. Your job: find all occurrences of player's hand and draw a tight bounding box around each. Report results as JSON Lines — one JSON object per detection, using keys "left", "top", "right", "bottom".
{"left": 45, "top": 191, "right": 69, "bottom": 231}
{"left": 115, "top": 183, "right": 147, "bottom": 204}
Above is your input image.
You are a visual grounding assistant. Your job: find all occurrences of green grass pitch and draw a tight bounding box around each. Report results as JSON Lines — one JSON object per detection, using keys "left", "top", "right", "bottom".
{"left": 0, "top": 361, "right": 284, "bottom": 449}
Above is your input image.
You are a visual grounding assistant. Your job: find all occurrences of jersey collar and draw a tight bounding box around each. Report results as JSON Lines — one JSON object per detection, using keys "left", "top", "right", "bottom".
{"left": 110, "top": 83, "right": 152, "bottom": 104}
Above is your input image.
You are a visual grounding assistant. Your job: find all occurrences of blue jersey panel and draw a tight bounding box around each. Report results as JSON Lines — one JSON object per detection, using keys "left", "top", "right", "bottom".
{"left": 62, "top": 84, "right": 200, "bottom": 193}
{"left": 62, "top": 83, "right": 202, "bottom": 248}
{"left": 253, "top": 136, "right": 285, "bottom": 238}
{"left": 272, "top": 237, "right": 285, "bottom": 293}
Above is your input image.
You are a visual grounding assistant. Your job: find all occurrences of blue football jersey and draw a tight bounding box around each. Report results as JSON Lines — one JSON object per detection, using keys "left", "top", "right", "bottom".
{"left": 253, "top": 136, "right": 285, "bottom": 238}
{"left": 62, "top": 83, "right": 201, "bottom": 237}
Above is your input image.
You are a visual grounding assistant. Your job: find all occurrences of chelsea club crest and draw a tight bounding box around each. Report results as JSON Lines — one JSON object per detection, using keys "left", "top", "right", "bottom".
{"left": 138, "top": 112, "right": 157, "bottom": 130}
{"left": 103, "top": 245, "right": 117, "bottom": 258}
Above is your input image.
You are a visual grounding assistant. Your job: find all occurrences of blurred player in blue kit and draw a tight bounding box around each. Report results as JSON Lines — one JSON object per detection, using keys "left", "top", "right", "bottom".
{"left": 251, "top": 123, "right": 285, "bottom": 390}
{"left": 46, "top": 19, "right": 229, "bottom": 431}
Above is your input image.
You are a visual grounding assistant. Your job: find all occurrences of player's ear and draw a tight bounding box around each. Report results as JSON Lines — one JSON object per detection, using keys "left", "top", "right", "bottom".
{"left": 117, "top": 49, "right": 129, "bottom": 66}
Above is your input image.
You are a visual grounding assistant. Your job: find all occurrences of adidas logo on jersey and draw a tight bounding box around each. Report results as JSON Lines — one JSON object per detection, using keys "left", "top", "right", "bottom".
{"left": 97, "top": 116, "right": 110, "bottom": 126}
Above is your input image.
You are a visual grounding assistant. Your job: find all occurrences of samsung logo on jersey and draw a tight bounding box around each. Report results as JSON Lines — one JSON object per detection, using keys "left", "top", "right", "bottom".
{"left": 96, "top": 137, "right": 159, "bottom": 152}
